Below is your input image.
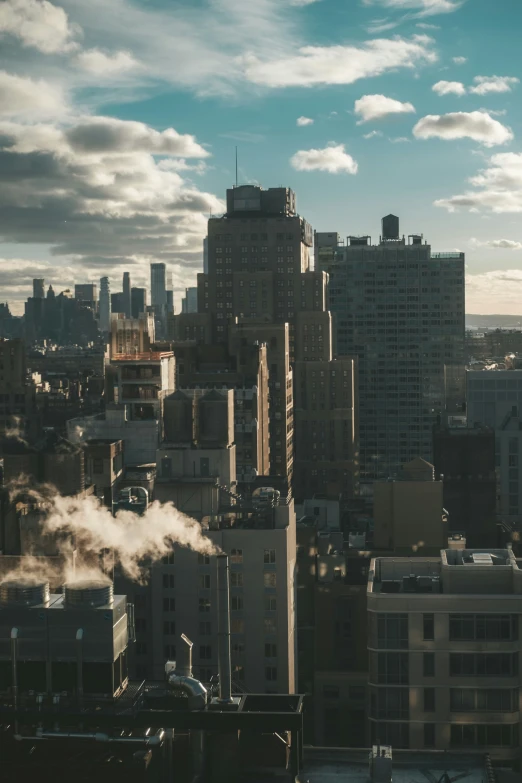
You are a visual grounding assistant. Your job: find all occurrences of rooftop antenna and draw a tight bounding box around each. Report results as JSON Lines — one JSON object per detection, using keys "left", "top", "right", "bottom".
{"left": 235, "top": 146, "right": 238, "bottom": 188}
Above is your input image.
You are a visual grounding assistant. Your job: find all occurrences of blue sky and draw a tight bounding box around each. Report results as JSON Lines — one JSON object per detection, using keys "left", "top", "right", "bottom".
{"left": 1, "top": 0, "right": 522, "bottom": 314}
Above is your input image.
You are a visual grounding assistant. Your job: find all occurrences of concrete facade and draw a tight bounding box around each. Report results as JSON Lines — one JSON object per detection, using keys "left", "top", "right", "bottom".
{"left": 368, "top": 549, "right": 522, "bottom": 760}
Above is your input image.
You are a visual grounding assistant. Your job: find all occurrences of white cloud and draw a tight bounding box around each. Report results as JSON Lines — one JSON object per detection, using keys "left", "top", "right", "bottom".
{"left": 413, "top": 111, "right": 513, "bottom": 147}
{"left": 363, "top": 130, "right": 383, "bottom": 139}
{"left": 435, "top": 152, "right": 522, "bottom": 213}
{"left": 0, "top": 0, "right": 79, "bottom": 54}
{"left": 362, "top": 0, "right": 464, "bottom": 16}
{"left": 452, "top": 56, "right": 467, "bottom": 64}
{"left": 75, "top": 49, "right": 140, "bottom": 75}
{"left": 64, "top": 116, "right": 209, "bottom": 157}
{"left": 0, "top": 70, "right": 67, "bottom": 118}
{"left": 432, "top": 80, "right": 466, "bottom": 96}
{"left": 297, "top": 116, "right": 314, "bottom": 126}
{"left": 289, "top": 0, "right": 321, "bottom": 4}
{"left": 389, "top": 136, "right": 410, "bottom": 142}
{"left": 354, "top": 94, "right": 415, "bottom": 123}
{"left": 466, "top": 269, "right": 522, "bottom": 315}
{"left": 241, "top": 35, "right": 436, "bottom": 87}
{"left": 470, "top": 75, "right": 519, "bottom": 95}
{"left": 290, "top": 144, "right": 358, "bottom": 174}
{"left": 416, "top": 22, "right": 440, "bottom": 28}
{"left": 470, "top": 238, "right": 522, "bottom": 250}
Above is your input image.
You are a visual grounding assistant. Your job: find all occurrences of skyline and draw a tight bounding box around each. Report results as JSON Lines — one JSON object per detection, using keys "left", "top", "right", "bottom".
{"left": 1, "top": 0, "right": 522, "bottom": 315}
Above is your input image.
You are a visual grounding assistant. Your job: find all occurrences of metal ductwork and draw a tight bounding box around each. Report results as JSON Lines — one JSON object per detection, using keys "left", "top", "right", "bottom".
{"left": 1, "top": 579, "right": 50, "bottom": 607}
{"left": 167, "top": 672, "right": 207, "bottom": 711}
{"left": 63, "top": 580, "right": 113, "bottom": 608}
{"left": 217, "top": 554, "right": 232, "bottom": 703}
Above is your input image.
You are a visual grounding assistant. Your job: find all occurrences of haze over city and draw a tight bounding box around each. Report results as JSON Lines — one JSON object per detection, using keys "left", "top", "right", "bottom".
{"left": 1, "top": 0, "right": 522, "bottom": 315}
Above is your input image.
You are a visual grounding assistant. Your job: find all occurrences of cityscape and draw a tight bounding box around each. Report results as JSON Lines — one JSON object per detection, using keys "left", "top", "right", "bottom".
{"left": 1, "top": 0, "right": 522, "bottom": 782}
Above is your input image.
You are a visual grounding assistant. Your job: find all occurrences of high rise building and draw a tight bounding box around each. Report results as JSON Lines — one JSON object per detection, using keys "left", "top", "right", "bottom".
{"left": 181, "top": 287, "right": 198, "bottom": 313}
{"left": 32, "top": 278, "right": 45, "bottom": 299}
{"left": 131, "top": 286, "right": 147, "bottom": 318}
{"left": 318, "top": 217, "right": 465, "bottom": 486}
{"left": 110, "top": 312, "right": 155, "bottom": 357}
{"left": 99, "top": 276, "right": 111, "bottom": 333}
{"left": 368, "top": 548, "right": 522, "bottom": 761}
{"left": 122, "top": 271, "right": 131, "bottom": 318}
{"left": 151, "top": 262, "right": 167, "bottom": 337}
{"left": 74, "top": 283, "right": 98, "bottom": 309}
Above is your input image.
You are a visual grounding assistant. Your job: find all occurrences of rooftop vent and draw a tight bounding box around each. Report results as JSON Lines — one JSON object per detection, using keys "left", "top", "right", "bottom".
{"left": 63, "top": 580, "right": 113, "bottom": 608}
{"left": 0, "top": 579, "right": 50, "bottom": 607}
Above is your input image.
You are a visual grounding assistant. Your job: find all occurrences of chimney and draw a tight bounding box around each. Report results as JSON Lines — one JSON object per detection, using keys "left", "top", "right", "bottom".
{"left": 217, "top": 554, "right": 232, "bottom": 703}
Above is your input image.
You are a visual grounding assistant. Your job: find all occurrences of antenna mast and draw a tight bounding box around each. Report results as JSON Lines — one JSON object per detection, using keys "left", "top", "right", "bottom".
{"left": 235, "top": 146, "right": 238, "bottom": 188}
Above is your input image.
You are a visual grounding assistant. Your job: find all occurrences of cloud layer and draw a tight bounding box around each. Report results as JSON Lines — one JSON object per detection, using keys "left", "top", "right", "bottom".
{"left": 413, "top": 111, "right": 513, "bottom": 147}
{"left": 435, "top": 152, "right": 522, "bottom": 213}
{"left": 354, "top": 93, "right": 415, "bottom": 123}
{"left": 0, "top": 0, "right": 79, "bottom": 53}
{"left": 297, "top": 116, "right": 314, "bottom": 126}
{"left": 432, "top": 80, "right": 466, "bottom": 96}
{"left": 290, "top": 144, "right": 358, "bottom": 174}
{"left": 470, "top": 76, "right": 519, "bottom": 95}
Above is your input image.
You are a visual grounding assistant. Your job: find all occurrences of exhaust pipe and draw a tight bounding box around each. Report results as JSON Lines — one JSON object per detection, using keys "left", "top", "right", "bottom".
{"left": 178, "top": 633, "right": 193, "bottom": 678}
{"left": 217, "top": 554, "right": 232, "bottom": 703}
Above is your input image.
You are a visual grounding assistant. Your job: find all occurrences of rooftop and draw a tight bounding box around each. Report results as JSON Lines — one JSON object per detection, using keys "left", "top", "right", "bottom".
{"left": 111, "top": 352, "right": 173, "bottom": 361}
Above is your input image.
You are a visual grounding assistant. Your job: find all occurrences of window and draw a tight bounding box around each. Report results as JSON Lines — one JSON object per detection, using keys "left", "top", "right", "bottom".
{"left": 265, "top": 666, "right": 278, "bottom": 682}
{"left": 450, "top": 689, "right": 517, "bottom": 712}
{"left": 323, "top": 685, "right": 340, "bottom": 699}
{"left": 231, "top": 572, "right": 243, "bottom": 587}
{"left": 264, "top": 596, "right": 277, "bottom": 611}
{"left": 424, "top": 688, "right": 435, "bottom": 712}
{"left": 232, "top": 642, "right": 245, "bottom": 655}
{"left": 233, "top": 665, "right": 245, "bottom": 681}
{"left": 165, "top": 644, "right": 176, "bottom": 659}
{"left": 136, "top": 642, "right": 147, "bottom": 656}
{"left": 162, "top": 574, "right": 175, "bottom": 589}
{"left": 265, "top": 643, "right": 277, "bottom": 658}
{"left": 199, "top": 621, "right": 211, "bottom": 636}
{"left": 264, "top": 573, "right": 276, "bottom": 588}
{"left": 264, "top": 618, "right": 277, "bottom": 633}
{"left": 231, "top": 595, "right": 243, "bottom": 611}
{"left": 230, "top": 548, "right": 243, "bottom": 563}
{"left": 200, "top": 645, "right": 212, "bottom": 660}
{"left": 450, "top": 652, "right": 518, "bottom": 677}
{"left": 162, "top": 553, "right": 175, "bottom": 565}
{"left": 92, "top": 458, "right": 103, "bottom": 474}
{"left": 199, "top": 598, "right": 211, "bottom": 612}
{"left": 371, "top": 687, "right": 409, "bottom": 720}
{"left": 449, "top": 614, "right": 517, "bottom": 641}
{"left": 424, "top": 724, "right": 435, "bottom": 748}
{"left": 423, "top": 653, "right": 435, "bottom": 677}
{"left": 163, "top": 621, "right": 176, "bottom": 635}
{"left": 231, "top": 618, "right": 244, "bottom": 633}
{"left": 376, "top": 653, "right": 409, "bottom": 684}
{"left": 198, "top": 554, "right": 210, "bottom": 565}
{"left": 451, "top": 725, "right": 516, "bottom": 748}
{"left": 377, "top": 614, "right": 408, "bottom": 649}
{"left": 423, "top": 614, "right": 434, "bottom": 641}
{"left": 199, "top": 574, "right": 211, "bottom": 589}
{"left": 264, "top": 549, "right": 276, "bottom": 564}
{"left": 163, "top": 597, "right": 176, "bottom": 612}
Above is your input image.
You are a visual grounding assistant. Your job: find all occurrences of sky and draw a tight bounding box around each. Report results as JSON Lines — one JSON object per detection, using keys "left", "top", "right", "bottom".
{"left": 1, "top": 0, "right": 522, "bottom": 315}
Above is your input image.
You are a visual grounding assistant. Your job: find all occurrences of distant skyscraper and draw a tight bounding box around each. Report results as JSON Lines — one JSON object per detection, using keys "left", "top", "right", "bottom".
{"left": 166, "top": 289, "right": 174, "bottom": 314}
{"left": 111, "top": 292, "right": 124, "bottom": 314}
{"left": 318, "top": 216, "right": 465, "bottom": 485}
{"left": 33, "top": 278, "right": 45, "bottom": 299}
{"left": 74, "top": 283, "right": 98, "bottom": 308}
{"left": 203, "top": 236, "right": 209, "bottom": 274}
{"left": 151, "top": 262, "right": 167, "bottom": 337}
{"left": 181, "top": 287, "right": 198, "bottom": 313}
{"left": 122, "top": 272, "right": 131, "bottom": 318}
{"left": 131, "top": 287, "right": 147, "bottom": 319}
{"left": 99, "top": 276, "right": 111, "bottom": 333}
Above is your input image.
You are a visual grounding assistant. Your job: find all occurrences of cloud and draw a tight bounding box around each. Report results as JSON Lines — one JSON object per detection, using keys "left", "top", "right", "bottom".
{"left": 413, "top": 111, "right": 513, "bottom": 147}
{"left": 470, "top": 238, "right": 522, "bottom": 250}
{"left": 289, "top": 0, "right": 321, "bottom": 4}
{"left": 0, "top": 0, "right": 79, "bottom": 54}
{"left": 432, "top": 80, "right": 466, "bottom": 96}
{"left": 0, "top": 116, "right": 223, "bottom": 310}
{"left": 64, "top": 116, "right": 209, "bottom": 157}
{"left": 470, "top": 75, "right": 519, "bottom": 95}
{"left": 434, "top": 152, "right": 522, "bottom": 213}
{"left": 241, "top": 34, "right": 436, "bottom": 87}
{"left": 354, "top": 93, "right": 415, "bottom": 123}
{"left": 362, "top": 0, "right": 464, "bottom": 16}
{"left": 416, "top": 22, "right": 440, "bottom": 28}
{"left": 466, "top": 269, "right": 522, "bottom": 315}
{"left": 452, "top": 56, "right": 467, "bottom": 64}
{"left": 220, "top": 131, "right": 265, "bottom": 143}
{"left": 389, "top": 136, "right": 410, "bottom": 143}
{"left": 297, "top": 116, "right": 314, "bottom": 126}
{"left": 75, "top": 49, "right": 140, "bottom": 75}
{"left": 363, "top": 130, "right": 383, "bottom": 139}
{"left": 0, "top": 71, "right": 68, "bottom": 118}
{"left": 290, "top": 143, "right": 358, "bottom": 174}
